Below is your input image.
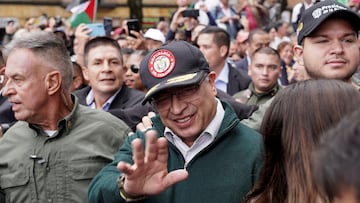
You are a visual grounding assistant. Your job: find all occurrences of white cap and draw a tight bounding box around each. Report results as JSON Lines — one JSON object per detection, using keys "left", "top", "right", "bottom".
{"left": 144, "top": 28, "right": 166, "bottom": 44}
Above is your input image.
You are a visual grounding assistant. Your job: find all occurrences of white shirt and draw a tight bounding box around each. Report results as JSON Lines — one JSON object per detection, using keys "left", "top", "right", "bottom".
{"left": 215, "top": 62, "right": 230, "bottom": 93}
{"left": 86, "top": 88, "right": 121, "bottom": 111}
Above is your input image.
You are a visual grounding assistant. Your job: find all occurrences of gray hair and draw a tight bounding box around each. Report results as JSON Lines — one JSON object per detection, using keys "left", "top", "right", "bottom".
{"left": 3, "top": 31, "right": 73, "bottom": 91}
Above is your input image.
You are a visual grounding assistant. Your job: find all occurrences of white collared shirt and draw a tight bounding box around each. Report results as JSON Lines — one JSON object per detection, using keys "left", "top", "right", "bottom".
{"left": 215, "top": 63, "right": 229, "bottom": 93}
{"left": 86, "top": 88, "right": 121, "bottom": 111}
{"left": 164, "top": 98, "right": 225, "bottom": 164}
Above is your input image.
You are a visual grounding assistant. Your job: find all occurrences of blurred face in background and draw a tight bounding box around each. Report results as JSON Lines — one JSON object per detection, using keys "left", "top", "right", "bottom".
{"left": 124, "top": 52, "right": 146, "bottom": 92}
{"left": 277, "top": 22, "right": 289, "bottom": 37}
{"left": 249, "top": 33, "right": 270, "bottom": 56}
{"left": 197, "top": 33, "right": 227, "bottom": 71}
{"left": 279, "top": 43, "right": 294, "bottom": 65}
{"left": 176, "top": 0, "right": 188, "bottom": 7}
{"left": 292, "top": 60, "right": 309, "bottom": 82}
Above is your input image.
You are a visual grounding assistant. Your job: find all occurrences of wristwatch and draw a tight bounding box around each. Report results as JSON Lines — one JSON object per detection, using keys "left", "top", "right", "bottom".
{"left": 117, "top": 174, "right": 147, "bottom": 202}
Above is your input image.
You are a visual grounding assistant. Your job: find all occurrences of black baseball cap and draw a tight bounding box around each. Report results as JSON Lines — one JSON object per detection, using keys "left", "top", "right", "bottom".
{"left": 297, "top": 0, "right": 360, "bottom": 45}
{"left": 140, "top": 40, "right": 210, "bottom": 105}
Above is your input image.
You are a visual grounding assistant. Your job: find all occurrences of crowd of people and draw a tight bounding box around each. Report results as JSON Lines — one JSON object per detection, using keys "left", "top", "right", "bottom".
{"left": 1, "top": 0, "right": 360, "bottom": 202}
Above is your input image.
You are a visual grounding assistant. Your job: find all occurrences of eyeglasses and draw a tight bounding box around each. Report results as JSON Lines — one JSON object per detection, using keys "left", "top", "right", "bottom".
{"left": 125, "top": 64, "right": 140, "bottom": 73}
{"left": 151, "top": 74, "right": 208, "bottom": 111}
{"left": 130, "top": 64, "right": 139, "bottom": 73}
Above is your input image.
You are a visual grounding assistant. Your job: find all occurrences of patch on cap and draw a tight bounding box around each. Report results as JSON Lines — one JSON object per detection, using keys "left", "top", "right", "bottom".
{"left": 296, "top": 0, "right": 360, "bottom": 45}
{"left": 312, "top": 3, "right": 347, "bottom": 19}
{"left": 148, "top": 49, "right": 175, "bottom": 78}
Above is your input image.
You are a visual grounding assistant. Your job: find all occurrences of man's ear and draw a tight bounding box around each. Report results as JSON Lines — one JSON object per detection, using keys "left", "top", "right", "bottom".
{"left": 45, "top": 71, "right": 61, "bottom": 95}
{"left": 293, "top": 45, "right": 304, "bottom": 66}
{"left": 208, "top": 71, "right": 218, "bottom": 95}
{"left": 82, "top": 66, "right": 89, "bottom": 81}
{"left": 220, "top": 45, "right": 228, "bottom": 58}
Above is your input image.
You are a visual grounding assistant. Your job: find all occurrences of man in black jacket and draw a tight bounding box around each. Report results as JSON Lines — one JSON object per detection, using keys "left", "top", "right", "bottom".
{"left": 197, "top": 26, "right": 251, "bottom": 95}
{"left": 74, "top": 37, "right": 154, "bottom": 131}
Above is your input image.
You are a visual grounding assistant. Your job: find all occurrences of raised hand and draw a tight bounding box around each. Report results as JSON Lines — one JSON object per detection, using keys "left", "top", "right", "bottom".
{"left": 117, "top": 130, "right": 188, "bottom": 196}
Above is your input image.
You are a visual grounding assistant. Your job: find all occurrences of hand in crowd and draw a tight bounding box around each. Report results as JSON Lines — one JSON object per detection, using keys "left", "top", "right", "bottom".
{"left": 219, "top": 15, "right": 232, "bottom": 24}
{"left": 169, "top": 7, "right": 187, "bottom": 32}
{"left": 136, "top": 111, "right": 156, "bottom": 132}
{"left": 232, "top": 14, "right": 241, "bottom": 21}
{"left": 198, "top": 2, "right": 209, "bottom": 13}
{"left": 117, "top": 130, "right": 188, "bottom": 196}
{"left": 5, "top": 21, "right": 17, "bottom": 35}
{"left": 126, "top": 30, "right": 147, "bottom": 50}
{"left": 73, "top": 23, "right": 91, "bottom": 66}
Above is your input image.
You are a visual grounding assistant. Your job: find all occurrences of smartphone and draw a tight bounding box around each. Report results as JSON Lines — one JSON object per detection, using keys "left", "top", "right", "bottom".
{"left": 182, "top": 9, "right": 200, "bottom": 18}
{"left": 87, "top": 23, "right": 105, "bottom": 37}
{"left": 127, "top": 19, "right": 141, "bottom": 38}
{"left": 103, "top": 17, "right": 113, "bottom": 37}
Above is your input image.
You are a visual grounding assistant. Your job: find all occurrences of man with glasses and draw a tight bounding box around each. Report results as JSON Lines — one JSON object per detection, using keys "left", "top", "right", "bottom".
{"left": 88, "top": 40, "right": 263, "bottom": 203}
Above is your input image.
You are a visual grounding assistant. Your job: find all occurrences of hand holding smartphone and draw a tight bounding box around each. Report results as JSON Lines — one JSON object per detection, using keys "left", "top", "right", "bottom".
{"left": 181, "top": 9, "right": 200, "bottom": 18}
{"left": 127, "top": 19, "right": 141, "bottom": 38}
{"left": 86, "top": 23, "right": 105, "bottom": 37}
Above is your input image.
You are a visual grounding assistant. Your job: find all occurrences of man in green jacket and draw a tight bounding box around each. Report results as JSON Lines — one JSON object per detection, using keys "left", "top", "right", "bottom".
{"left": 0, "top": 31, "right": 130, "bottom": 202}
{"left": 88, "top": 40, "right": 263, "bottom": 203}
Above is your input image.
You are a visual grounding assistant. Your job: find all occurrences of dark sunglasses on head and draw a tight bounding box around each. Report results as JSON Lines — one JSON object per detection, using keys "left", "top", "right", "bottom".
{"left": 130, "top": 64, "right": 140, "bottom": 73}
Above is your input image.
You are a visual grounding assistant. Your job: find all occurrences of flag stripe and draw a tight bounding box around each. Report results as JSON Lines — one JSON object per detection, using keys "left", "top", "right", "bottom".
{"left": 85, "top": 0, "right": 97, "bottom": 23}
{"left": 68, "top": 0, "right": 98, "bottom": 27}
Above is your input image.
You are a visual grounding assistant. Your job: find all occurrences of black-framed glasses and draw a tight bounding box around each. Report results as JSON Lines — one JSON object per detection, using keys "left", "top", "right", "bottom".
{"left": 130, "top": 64, "right": 139, "bottom": 73}
{"left": 151, "top": 74, "right": 208, "bottom": 111}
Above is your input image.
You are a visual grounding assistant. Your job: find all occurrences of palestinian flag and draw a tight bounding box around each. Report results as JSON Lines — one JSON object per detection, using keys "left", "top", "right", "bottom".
{"left": 68, "top": 0, "right": 98, "bottom": 28}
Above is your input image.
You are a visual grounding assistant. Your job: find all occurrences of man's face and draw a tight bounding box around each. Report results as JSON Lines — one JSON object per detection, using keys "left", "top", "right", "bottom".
{"left": 249, "top": 33, "right": 270, "bottom": 56}
{"left": 84, "top": 45, "right": 124, "bottom": 96}
{"left": 145, "top": 39, "right": 163, "bottom": 51}
{"left": 277, "top": 22, "right": 289, "bottom": 37}
{"left": 248, "top": 53, "right": 281, "bottom": 93}
{"left": 2, "top": 49, "right": 49, "bottom": 122}
{"left": 124, "top": 53, "right": 145, "bottom": 91}
{"left": 153, "top": 72, "right": 217, "bottom": 146}
{"left": 237, "top": 41, "right": 248, "bottom": 58}
{"left": 295, "top": 18, "right": 359, "bottom": 82}
{"left": 197, "top": 33, "right": 227, "bottom": 71}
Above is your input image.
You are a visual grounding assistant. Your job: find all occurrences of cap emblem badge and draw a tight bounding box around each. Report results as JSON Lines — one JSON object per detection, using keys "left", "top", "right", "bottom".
{"left": 148, "top": 49, "right": 175, "bottom": 78}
